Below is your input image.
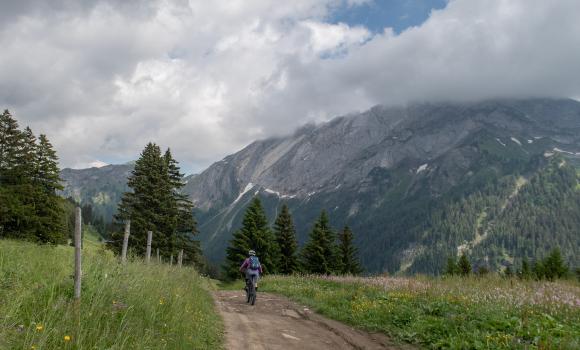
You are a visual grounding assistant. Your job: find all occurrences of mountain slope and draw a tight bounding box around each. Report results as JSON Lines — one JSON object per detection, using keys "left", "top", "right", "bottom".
{"left": 186, "top": 98, "right": 580, "bottom": 273}
{"left": 60, "top": 164, "right": 133, "bottom": 221}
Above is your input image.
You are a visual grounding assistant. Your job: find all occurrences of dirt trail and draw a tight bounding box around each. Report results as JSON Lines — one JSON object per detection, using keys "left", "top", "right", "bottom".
{"left": 213, "top": 290, "right": 409, "bottom": 350}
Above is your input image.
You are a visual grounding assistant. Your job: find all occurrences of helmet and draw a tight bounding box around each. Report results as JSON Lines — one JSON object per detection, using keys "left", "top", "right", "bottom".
{"left": 248, "top": 250, "right": 256, "bottom": 256}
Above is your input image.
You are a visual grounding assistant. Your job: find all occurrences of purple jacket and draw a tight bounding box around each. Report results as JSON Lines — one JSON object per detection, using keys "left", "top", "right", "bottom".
{"left": 240, "top": 257, "right": 263, "bottom": 273}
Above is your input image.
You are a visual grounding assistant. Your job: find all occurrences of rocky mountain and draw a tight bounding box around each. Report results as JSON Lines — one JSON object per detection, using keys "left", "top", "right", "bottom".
{"left": 185, "top": 98, "right": 580, "bottom": 273}
{"left": 60, "top": 98, "right": 580, "bottom": 274}
{"left": 60, "top": 164, "right": 133, "bottom": 221}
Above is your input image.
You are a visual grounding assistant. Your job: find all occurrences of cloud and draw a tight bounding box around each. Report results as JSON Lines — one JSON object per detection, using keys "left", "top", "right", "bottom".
{"left": 0, "top": 0, "right": 579, "bottom": 172}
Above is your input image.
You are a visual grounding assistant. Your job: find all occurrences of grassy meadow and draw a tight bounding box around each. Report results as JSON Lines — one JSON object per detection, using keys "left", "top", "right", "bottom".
{"left": 256, "top": 274, "right": 580, "bottom": 349}
{"left": 0, "top": 233, "right": 223, "bottom": 349}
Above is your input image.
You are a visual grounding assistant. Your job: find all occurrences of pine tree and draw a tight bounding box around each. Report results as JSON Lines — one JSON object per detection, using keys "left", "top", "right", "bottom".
{"left": 223, "top": 197, "right": 279, "bottom": 280}
{"left": 543, "top": 248, "right": 568, "bottom": 281}
{"left": 519, "top": 257, "right": 531, "bottom": 279}
{"left": 301, "top": 210, "right": 337, "bottom": 274}
{"left": 33, "top": 134, "right": 65, "bottom": 243}
{"left": 337, "top": 226, "right": 362, "bottom": 275}
{"left": 164, "top": 149, "right": 202, "bottom": 265}
{"left": 0, "top": 110, "right": 25, "bottom": 185}
{"left": 457, "top": 253, "right": 471, "bottom": 276}
{"left": 274, "top": 204, "right": 298, "bottom": 274}
{"left": 114, "top": 143, "right": 201, "bottom": 263}
{"left": 444, "top": 256, "right": 458, "bottom": 276}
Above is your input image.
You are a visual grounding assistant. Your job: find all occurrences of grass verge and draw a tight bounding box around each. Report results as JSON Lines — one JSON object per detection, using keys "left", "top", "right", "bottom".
{"left": 0, "top": 238, "right": 223, "bottom": 349}
{"left": 258, "top": 274, "right": 579, "bottom": 349}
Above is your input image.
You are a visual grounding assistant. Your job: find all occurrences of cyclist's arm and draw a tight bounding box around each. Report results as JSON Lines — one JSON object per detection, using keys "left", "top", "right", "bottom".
{"left": 239, "top": 258, "right": 249, "bottom": 272}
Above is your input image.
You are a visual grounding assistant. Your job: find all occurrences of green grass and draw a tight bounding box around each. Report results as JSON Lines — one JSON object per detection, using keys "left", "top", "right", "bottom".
{"left": 258, "top": 275, "right": 580, "bottom": 349}
{"left": 0, "top": 238, "right": 223, "bottom": 349}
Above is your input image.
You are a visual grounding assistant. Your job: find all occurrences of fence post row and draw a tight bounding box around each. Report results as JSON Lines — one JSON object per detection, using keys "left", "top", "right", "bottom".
{"left": 121, "top": 220, "right": 130, "bottom": 264}
{"left": 74, "top": 207, "right": 82, "bottom": 301}
{"left": 146, "top": 231, "right": 152, "bottom": 264}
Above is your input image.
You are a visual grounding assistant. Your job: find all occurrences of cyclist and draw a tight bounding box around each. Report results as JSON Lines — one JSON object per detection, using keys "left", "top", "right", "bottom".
{"left": 240, "top": 250, "right": 263, "bottom": 291}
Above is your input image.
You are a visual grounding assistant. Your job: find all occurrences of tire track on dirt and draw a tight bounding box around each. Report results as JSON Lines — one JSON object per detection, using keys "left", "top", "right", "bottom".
{"left": 213, "top": 290, "right": 411, "bottom": 350}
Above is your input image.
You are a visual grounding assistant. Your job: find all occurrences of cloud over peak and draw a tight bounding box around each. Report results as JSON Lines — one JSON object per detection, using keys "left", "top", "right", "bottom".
{"left": 1, "top": 0, "right": 579, "bottom": 172}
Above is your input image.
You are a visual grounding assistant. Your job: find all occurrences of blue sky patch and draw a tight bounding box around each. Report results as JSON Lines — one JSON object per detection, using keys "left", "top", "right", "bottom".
{"left": 329, "top": 0, "right": 448, "bottom": 34}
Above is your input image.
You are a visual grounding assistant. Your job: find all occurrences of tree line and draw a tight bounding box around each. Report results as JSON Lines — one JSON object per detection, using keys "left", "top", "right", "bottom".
{"left": 0, "top": 110, "right": 66, "bottom": 243}
{"left": 445, "top": 248, "right": 571, "bottom": 281}
{"left": 223, "top": 197, "right": 362, "bottom": 280}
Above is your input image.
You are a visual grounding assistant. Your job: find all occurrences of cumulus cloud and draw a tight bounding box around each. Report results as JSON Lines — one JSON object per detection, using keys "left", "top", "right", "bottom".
{"left": 0, "top": 0, "right": 579, "bottom": 172}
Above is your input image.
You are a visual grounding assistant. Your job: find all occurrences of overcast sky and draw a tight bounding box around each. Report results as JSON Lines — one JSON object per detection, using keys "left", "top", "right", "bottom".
{"left": 1, "top": 0, "right": 579, "bottom": 173}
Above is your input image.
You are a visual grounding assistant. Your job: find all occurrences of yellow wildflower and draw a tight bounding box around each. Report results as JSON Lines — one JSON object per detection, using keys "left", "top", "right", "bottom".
{"left": 159, "top": 299, "right": 165, "bottom": 305}
{"left": 31, "top": 346, "right": 37, "bottom": 350}
{"left": 35, "top": 324, "right": 43, "bottom": 331}
{"left": 64, "top": 335, "right": 71, "bottom": 342}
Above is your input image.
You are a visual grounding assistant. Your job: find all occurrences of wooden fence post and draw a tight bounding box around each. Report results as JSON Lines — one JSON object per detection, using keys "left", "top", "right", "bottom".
{"left": 146, "top": 231, "right": 152, "bottom": 264}
{"left": 178, "top": 249, "right": 183, "bottom": 268}
{"left": 74, "top": 207, "right": 82, "bottom": 301}
{"left": 121, "top": 220, "right": 130, "bottom": 264}
{"left": 156, "top": 248, "right": 160, "bottom": 264}
{"left": 170, "top": 254, "right": 173, "bottom": 266}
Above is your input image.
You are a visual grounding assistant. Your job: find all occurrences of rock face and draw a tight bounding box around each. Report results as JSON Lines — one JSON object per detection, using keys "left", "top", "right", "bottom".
{"left": 60, "top": 164, "right": 133, "bottom": 221}
{"left": 185, "top": 98, "right": 580, "bottom": 272}
{"left": 61, "top": 98, "right": 580, "bottom": 273}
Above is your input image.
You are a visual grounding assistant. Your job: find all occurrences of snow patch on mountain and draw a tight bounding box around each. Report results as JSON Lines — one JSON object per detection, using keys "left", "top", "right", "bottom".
{"left": 416, "top": 163, "right": 428, "bottom": 174}
{"left": 233, "top": 183, "right": 254, "bottom": 204}
{"left": 510, "top": 137, "right": 522, "bottom": 146}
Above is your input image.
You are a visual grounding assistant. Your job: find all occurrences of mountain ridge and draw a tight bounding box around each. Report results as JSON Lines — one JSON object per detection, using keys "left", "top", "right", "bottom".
{"left": 60, "top": 98, "right": 580, "bottom": 273}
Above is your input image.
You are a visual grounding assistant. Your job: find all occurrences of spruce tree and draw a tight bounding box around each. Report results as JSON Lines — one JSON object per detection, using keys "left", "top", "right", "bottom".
{"left": 114, "top": 143, "right": 201, "bottom": 263}
{"left": 274, "top": 204, "right": 298, "bottom": 274}
{"left": 164, "top": 149, "right": 201, "bottom": 264}
{"left": 444, "top": 256, "right": 458, "bottom": 276}
{"left": 543, "top": 248, "right": 568, "bottom": 281}
{"left": 0, "top": 111, "right": 65, "bottom": 243}
{"left": 34, "top": 134, "right": 66, "bottom": 243}
{"left": 519, "top": 257, "right": 531, "bottom": 279}
{"left": 301, "top": 210, "right": 337, "bottom": 274}
{"left": 337, "top": 226, "right": 362, "bottom": 275}
{"left": 223, "top": 197, "right": 279, "bottom": 280}
{"left": 457, "top": 253, "right": 471, "bottom": 276}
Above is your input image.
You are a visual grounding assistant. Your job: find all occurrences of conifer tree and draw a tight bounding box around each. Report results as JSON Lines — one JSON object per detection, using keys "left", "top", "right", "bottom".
{"left": 274, "top": 204, "right": 298, "bottom": 274}
{"left": 444, "top": 256, "right": 458, "bottom": 276}
{"left": 542, "top": 248, "right": 568, "bottom": 281}
{"left": 164, "top": 149, "right": 201, "bottom": 263}
{"left": 301, "top": 210, "right": 337, "bottom": 274}
{"left": 223, "top": 197, "right": 279, "bottom": 280}
{"left": 0, "top": 111, "right": 65, "bottom": 243}
{"left": 0, "top": 110, "right": 25, "bottom": 184}
{"left": 114, "top": 143, "right": 201, "bottom": 263}
{"left": 519, "top": 257, "right": 531, "bottom": 279}
{"left": 337, "top": 226, "right": 362, "bottom": 275}
{"left": 458, "top": 252, "right": 471, "bottom": 276}
{"left": 33, "top": 134, "right": 66, "bottom": 243}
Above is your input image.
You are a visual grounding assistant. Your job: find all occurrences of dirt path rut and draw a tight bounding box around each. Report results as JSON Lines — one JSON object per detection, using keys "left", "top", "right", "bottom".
{"left": 213, "top": 290, "right": 407, "bottom": 350}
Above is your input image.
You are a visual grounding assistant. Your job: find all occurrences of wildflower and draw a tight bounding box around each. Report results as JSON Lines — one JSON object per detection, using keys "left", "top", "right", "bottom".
{"left": 36, "top": 324, "right": 44, "bottom": 331}
{"left": 31, "top": 346, "right": 37, "bottom": 350}
{"left": 159, "top": 299, "right": 165, "bottom": 305}
{"left": 64, "top": 335, "right": 71, "bottom": 342}
{"left": 112, "top": 300, "right": 117, "bottom": 305}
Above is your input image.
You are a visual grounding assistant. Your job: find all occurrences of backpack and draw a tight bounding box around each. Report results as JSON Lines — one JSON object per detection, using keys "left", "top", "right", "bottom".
{"left": 249, "top": 256, "right": 260, "bottom": 270}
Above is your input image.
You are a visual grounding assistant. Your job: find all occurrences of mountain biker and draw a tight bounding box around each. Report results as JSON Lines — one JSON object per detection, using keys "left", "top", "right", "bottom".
{"left": 240, "top": 250, "right": 263, "bottom": 291}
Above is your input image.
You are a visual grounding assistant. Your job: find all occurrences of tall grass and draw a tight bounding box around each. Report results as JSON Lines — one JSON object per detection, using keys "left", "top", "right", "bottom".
{"left": 0, "top": 238, "right": 223, "bottom": 349}
{"left": 260, "top": 274, "right": 580, "bottom": 349}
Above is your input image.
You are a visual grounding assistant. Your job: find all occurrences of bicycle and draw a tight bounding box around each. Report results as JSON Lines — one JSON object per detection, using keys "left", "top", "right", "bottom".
{"left": 245, "top": 274, "right": 257, "bottom": 305}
